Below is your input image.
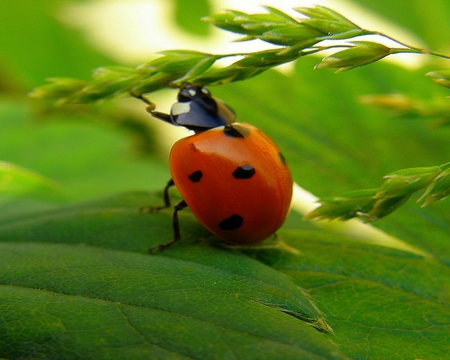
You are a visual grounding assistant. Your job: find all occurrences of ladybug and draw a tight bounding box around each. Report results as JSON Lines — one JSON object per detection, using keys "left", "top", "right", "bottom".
{"left": 144, "top": 82, "right": 236, "bottom": 130}
{"left": 140, "top": 83, "right": 293, "bottom": 252}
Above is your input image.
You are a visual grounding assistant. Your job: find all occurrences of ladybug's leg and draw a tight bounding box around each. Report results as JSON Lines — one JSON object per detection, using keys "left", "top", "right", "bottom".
{"left": 140, "top": 179, "right": 174, "bottom": 212}
{"left": 147, "top": 108, "right": 173, "bottom": 124}
{"left": 149, "top": 199, "right": 187, "bottom": 253}
{"left": 162, "top": 178, "right": 174, "bottom": 207}
{"left": 130, "top": 93, "right": 173, "bottom": 125}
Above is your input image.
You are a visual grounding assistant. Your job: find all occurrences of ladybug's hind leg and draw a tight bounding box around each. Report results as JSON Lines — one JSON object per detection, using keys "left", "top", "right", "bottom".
{"left": 139, "top": 179, "right": 174, "bottom": 213}
{"left": 141, "top": 179, "right": 188, "bottom": 253}
{"left": 149, "top": 199, "right": 187, "bottom": 253}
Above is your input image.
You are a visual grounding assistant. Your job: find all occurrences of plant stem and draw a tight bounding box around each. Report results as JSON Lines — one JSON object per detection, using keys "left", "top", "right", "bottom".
{"left": 371, "top": 31, "right": 450, "bottom": 60}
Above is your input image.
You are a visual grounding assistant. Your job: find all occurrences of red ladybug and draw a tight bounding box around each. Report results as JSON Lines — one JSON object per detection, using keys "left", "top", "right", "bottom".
{"left": 140, "top": 83, "right": 293, "bottom": 252}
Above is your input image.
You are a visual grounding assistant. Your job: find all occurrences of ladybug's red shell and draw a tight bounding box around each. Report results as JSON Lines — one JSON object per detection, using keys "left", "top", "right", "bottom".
{"left": 169, "top": 122, "right": 293, "bottom": 245}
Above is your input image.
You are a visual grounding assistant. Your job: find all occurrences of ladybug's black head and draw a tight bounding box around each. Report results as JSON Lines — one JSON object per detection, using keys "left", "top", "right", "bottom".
{"left": 177, "top": 83, "right": 212, "bottom": 104}
{"left": 171, "top": 82, "right": 236, "bottom": 132}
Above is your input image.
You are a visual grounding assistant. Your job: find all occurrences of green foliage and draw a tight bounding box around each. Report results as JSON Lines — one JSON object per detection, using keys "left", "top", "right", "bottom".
{"left": 360, "top": 92, "right": 450, "bottom": 122}
{"left": 427, "top": 69, "right": 450, "bottom": 88}
{"left": 0, "top": 200, "right": 341, "bottom": 359}
{"left": 0, "top": 1, "right": 112, "bottom": 87}
{"left": 1, "top": 1, "right": 450, "bottom": 359}
{"left": 315, "top": 41, "right": 391, "bottom": 72}
{"left": 0, "top": 99, "right": 168, "bottom": 200}
{"left": 29, "top": 5, "right": 450, "bottom": 103}
{"left": 173, "top": 0, "right": 212, "bottom": 36}
{"left": 27, "top": 4, "right": 450, "bottom": 219}
{"left": 0, "top": 161, "right": 64, "bottom": 202}
{"left": 307, "top": 162, "right": 450, "bottom": 221}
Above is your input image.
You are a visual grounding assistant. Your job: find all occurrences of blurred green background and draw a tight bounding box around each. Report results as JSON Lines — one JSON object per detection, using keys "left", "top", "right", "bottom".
{"left": 0, "top": 0, "right": 217, "bottom": 201}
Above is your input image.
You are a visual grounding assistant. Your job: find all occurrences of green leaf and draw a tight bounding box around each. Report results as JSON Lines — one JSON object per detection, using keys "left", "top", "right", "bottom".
{"left": 236, "top": 67, "right": 450, "bottom": 360}
{"left": 214, "top": 57, "right": 450, "bottom": 263}
{"left": 241, "top": 230, "right": 450, "bottom": 360}
{"left": 0, "top": 192, "right": 344, "bottom": 359}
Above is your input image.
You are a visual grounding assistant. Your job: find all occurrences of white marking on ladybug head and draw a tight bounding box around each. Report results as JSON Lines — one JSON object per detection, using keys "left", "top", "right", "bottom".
{"left": 172, "top": 102, "right": 191, "bottom": 116}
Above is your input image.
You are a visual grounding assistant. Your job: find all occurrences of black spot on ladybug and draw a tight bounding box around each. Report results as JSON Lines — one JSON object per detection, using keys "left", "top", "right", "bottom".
{"left": 219, "top": 215, "right": 243, "bottom": 231}
{"left": 278, "top": 152, "right": 287, "bottom": 165}
{"left": 188, "top": 170, "right": 203, "bottom": 182}
{"left": 223, "top": 125, "right": 244, "bottom": 138}
{"left": 233, "top": 165, "right": 255, "bottom": 179}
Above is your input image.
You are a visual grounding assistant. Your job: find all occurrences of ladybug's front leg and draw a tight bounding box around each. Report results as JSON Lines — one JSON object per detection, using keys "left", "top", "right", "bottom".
{"left": 149, "top": 199, "right": 187, "bottom": 253}
{"left": 131, "top": 93, "right": 173, "bottom": 125}
{"left": 147, "top": 107, "right": 173, "bottom": 124}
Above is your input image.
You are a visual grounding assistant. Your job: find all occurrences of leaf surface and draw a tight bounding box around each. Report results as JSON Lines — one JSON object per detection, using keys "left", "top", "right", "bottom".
{"left": 242, "top": 230, "right": 450, "bottom": 360}
{"left": 0, "top": 192, "right": 343, "bottom": 360}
